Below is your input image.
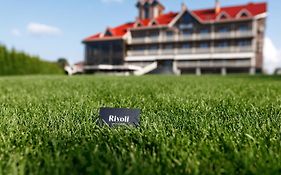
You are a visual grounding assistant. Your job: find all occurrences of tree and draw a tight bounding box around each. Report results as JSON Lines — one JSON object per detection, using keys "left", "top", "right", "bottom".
{"left": 57, "top": 58, "right": 69, "bottom": 69}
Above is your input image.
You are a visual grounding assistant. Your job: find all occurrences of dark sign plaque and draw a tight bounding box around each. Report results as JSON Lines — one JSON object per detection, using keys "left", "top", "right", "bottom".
{"left": 98, "top": 108, "right": 141, "bottom": 127}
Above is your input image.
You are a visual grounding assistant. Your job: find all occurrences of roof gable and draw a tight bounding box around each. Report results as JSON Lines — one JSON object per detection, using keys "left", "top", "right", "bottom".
{"left": 216, "top": 11, "right": 231, "bottom": 21}
{"left": 236, "top": 9, "right": 252, "bottom": 18}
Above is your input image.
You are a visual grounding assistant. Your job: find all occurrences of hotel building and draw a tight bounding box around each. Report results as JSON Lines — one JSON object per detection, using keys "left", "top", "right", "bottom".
{"left": 83, "top": 0, "right": 267, "bottom": 75}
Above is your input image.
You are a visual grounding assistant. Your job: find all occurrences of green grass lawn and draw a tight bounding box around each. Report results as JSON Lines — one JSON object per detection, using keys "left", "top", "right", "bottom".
{"left": 0, "top": 75, "right": 281, "bottom": 175}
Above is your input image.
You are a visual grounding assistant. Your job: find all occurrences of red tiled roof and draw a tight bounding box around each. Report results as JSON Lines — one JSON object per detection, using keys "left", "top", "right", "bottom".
{"left": 83, "top": 23, "right": 134, "bottom": 42}
{"left": 83, "top": 2, "right": 266, "bottom": 42}
{"left": 193, "top": 2, "right": 267, "bottom": 21}
{"left": 155, "top": 12, "right": 178, "bottom": 25}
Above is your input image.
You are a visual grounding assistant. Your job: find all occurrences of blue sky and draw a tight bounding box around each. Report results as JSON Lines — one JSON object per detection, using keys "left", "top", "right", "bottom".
{"left": 0, "top": 0, "right": 280, "bottom": 72}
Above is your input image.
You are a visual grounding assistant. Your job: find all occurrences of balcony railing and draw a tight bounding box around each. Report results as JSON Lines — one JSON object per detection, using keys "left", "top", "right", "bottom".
{"left": 164, "top": 35, "right": 176, "bottom": 42}
{"left": 215, "top": 32, "right": 233, "bottom": 39}
{"left": 234, "top": 46, "right": 253, "bottom": 52}
{"left": 131, "top": 38, "right": 146, "bottom": 44}
{"left": 177, "top": 60, "right": 251, "bottom": 68}
{"left": 162, "top": 49, "right": 175, "bottom": 54}
{"left": 214, "top": 47, "right": 232, "bottom": 53}
{"left": 127, "top": 50, "right": 145, "bottom": 56}
{"left": 148, "top": 36, "right": 160, "bottom": 42}
{"left": 127, "top": 46, "right": 253, "bottom": 56}
{"left": 147, "top": 50, "right": 159, "bottom": 55}
{"left": 130, "top": 30, "right": 254, "bottom": 44}
{"left": 196, "top": 33, "right": 212, "bottom": 40}
{"left": 178, "top": 49, "right": 193, "bottom": 54}
{"left": 196, "top": 48, "right": 211, "bottom": 53}
{"left": 235, "top": 31, "right": 253, "bottom": 37}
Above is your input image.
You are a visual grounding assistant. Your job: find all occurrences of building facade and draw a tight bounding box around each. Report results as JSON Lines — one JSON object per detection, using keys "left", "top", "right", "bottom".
{"left": 83, "top": 0, "right": 267, "bottom": 75}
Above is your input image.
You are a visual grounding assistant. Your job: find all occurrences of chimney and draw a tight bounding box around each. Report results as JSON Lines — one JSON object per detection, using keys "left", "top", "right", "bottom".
{"left": 181, "top": 2, "right": 187, "bottom": 11}
{"left": 215, "top": 0, "right": 221, "bottom": 14}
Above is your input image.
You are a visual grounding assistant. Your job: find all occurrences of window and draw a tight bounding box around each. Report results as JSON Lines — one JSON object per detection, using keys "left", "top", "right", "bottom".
{"left": 164, "top": 44, "right": 174, "bottom": 49}
{"left": 217, "top": 12, "right": 230, "bottom": 20}
{"left": 220, "top": 14, "right": 228, "bottom": 20}
{"left": 238, "top": 25, "right": 251, "bottom": 32}
{"left": 144, "top": 6, "right": 150, "bottom": 19}
{"left": 199, "top": 28, "right": 210, "bottom": 34}
{"left": 199, "top": 42, "right": 209, "bottom": 48}
{"left": 217, "top": 41, "right": 229, "bottom": 48}
{"left": 236, "top": 9, "right": 251, "bottom": 18}
{"left": 149, "top": 31, "right": 159, "bottom": 38}
{"left": 218, "top": 26, "right": 230, "bottom": 33}
{"left": 148, "top": 45, "right": 158, "bottom": 50}
{"left": 241, "top": 12, "right": 249, "bottom": 18}
{"left": 135, "top": 46, "right": 145, "bottom": 51}
{"left": 182, "top": 43, "right": 191, "bottom": 49}
{"left": 237, "top": 40, "right": 251, "bottom": 46}
{"left": 166, "top": 31, "right": 174, "bottom": 36}
{"left": 182, "top": 30, "right": 192, "bottom": 36}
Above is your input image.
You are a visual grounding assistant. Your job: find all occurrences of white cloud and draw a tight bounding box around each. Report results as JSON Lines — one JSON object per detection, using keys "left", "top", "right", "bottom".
{"left": 11, "top": 29, "right": 21, "bottom": 37}
{"left": 263, "top": 37, "right": 281, "bottom": 74}
{"left": 27, "top": 22, "right": 62, "bottom": 37}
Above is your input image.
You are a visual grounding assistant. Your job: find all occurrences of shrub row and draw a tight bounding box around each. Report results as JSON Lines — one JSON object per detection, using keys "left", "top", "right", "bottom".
{"left": 0, "top": 45, "right": 63, "bottom": 75}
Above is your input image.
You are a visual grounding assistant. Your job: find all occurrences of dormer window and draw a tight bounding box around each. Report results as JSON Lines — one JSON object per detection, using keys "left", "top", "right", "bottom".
{"left": 151, "top": 21, "right": 157, "bottom": 26}
{"left": 236, "top": 9, "right": 252, "bottom": 19}
{"left": 149, "top": 19, "right": 159, "bottom": 26}
{"left": 217, "top": 11, "right": 230, "bottom": 21}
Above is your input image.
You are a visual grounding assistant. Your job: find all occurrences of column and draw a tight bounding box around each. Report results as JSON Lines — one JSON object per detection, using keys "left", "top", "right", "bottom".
{"left": 196, "top": 67, "right": 201, "bottom": 76}
{"left": 221, "top": 67, "right": 227, "bottom": 76}
{"left": 250, "top": 67, "right": 256, "bottom": 75}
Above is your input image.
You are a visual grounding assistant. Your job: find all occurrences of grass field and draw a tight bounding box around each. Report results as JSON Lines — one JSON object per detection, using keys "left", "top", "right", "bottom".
{"left": 0, "top": 75, "right": 281, "bottom": 175}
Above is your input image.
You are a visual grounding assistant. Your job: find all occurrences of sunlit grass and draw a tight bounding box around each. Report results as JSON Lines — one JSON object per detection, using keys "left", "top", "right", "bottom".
{"left": 0, "top": 75, "right": 280, "bottom": 175}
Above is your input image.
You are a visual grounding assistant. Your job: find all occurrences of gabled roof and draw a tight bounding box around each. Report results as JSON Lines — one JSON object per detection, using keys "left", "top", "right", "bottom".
{"left": 83, "top": 2, "right": 267, "bottom": 42}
